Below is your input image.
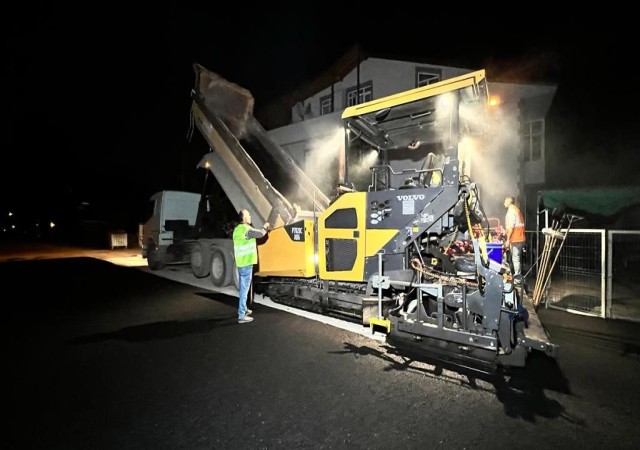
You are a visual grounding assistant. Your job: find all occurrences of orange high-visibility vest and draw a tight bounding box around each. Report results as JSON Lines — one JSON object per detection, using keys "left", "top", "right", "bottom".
{"left": 505, "top": 205, "right": 525, "bottom": 243}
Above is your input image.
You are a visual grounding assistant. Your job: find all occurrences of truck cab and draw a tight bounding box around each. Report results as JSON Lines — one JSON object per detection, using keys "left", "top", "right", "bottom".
{"left": 140, "top": 190, "right": 200, "bottom": 270}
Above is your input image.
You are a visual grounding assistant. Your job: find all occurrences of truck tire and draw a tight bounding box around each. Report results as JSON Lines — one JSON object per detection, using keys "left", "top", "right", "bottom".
{"left": 190, "top": 242, "right": 210, "bottom": 278}
{"left": 210, "top": 248, "right": 232, "bottom": 287}
{"left": 147, "top": 243, "right": 166, "bottom": 271}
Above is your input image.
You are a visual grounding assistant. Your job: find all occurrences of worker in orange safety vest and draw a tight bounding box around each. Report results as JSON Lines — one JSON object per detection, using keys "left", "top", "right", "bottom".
{"left": 503, "top": 196, "right": 526, "bottom": 284}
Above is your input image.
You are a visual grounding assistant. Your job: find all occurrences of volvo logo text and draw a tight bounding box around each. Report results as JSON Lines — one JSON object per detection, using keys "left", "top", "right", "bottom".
{"left": 396, "top": 194, "right": 425, "bottom": 201}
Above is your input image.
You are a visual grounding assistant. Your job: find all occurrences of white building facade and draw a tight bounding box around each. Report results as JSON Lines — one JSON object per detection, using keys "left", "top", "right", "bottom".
{"left": 265, "top": 56, "right": 557, "bottom": 223}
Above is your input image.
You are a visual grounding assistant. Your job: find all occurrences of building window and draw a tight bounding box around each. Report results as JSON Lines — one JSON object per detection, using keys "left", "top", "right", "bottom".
{"left": 415, "top": 67, "right": 442, "bottom": 87}
{"left": 346, "top": 81, "right": 373, "bottom": 107}
{"left": 320, "top": 95, "right": 333, "bottom": 116}
{"left": 524, "top": 119, "right": 544, "bottom": 162}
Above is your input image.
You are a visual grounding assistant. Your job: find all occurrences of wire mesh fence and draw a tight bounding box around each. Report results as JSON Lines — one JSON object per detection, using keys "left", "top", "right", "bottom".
{"left": 524, "top": 229, "right": 640, "bottom": 321}
{"left": 608, "top": 230, "right": 640, "bottom": 321}
{"left": 545, "top": 230, "right": 605, "bottom": 317}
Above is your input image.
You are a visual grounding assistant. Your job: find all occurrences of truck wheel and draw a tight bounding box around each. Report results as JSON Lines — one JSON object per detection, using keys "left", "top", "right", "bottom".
{"left": 210, "top": 248, "right": 231, "bottom": 287}
{"left": 190, "top": 242, "right": 210, "bottom": 278}
{"left": 147, "top": 243, "right": 166, "bottom": 271}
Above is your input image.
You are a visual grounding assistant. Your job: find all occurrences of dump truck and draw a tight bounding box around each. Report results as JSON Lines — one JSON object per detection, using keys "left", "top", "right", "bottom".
{"left": 140, "top": 64, "right": 330, "bottom": 288}
{"left": 141, "top": 63, "right": 556, "bottom": 368}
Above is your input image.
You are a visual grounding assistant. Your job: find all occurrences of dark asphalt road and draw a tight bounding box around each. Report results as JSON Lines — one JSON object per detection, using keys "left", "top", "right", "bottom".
{"left": 5, "top": 257, "right": 640, "bottom": 449}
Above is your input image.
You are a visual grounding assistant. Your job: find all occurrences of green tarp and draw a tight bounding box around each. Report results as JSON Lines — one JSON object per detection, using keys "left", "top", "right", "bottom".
{"left": 539, "top": 187, "right": 640, "bottom": 217}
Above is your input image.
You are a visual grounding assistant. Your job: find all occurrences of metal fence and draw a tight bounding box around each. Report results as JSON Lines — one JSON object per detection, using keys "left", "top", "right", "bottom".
{"left": 524, "top": 229, "right": 640, "bottom": 322}
{"left": 607, "top": 230, "right": 640, "bottom": 321}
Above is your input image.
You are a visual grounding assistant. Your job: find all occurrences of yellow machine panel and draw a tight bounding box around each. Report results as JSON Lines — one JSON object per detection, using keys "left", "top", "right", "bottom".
{"left": 256, "top": 219, "right": 316, "bottom": 277}
{"left": 365, "top": 229, "right": 398, "bottom": 257}
{"left": 318, "top": 192, "right": 367, "bottom": 282}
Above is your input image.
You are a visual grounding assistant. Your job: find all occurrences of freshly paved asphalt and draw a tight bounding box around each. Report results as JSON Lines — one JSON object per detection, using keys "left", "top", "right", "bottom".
{"left": 4, "top": 243, "right": 640, "bottom": 449}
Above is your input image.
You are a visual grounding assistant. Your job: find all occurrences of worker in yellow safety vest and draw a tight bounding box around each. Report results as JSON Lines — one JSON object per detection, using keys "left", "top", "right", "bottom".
{"left": 233, "top": 209, "right": 269, "bottom": 323}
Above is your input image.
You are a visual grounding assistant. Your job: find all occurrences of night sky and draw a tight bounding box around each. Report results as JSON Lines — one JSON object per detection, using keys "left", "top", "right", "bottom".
{"left": 2, "top": 4, "right": 637, "bottom": 230}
